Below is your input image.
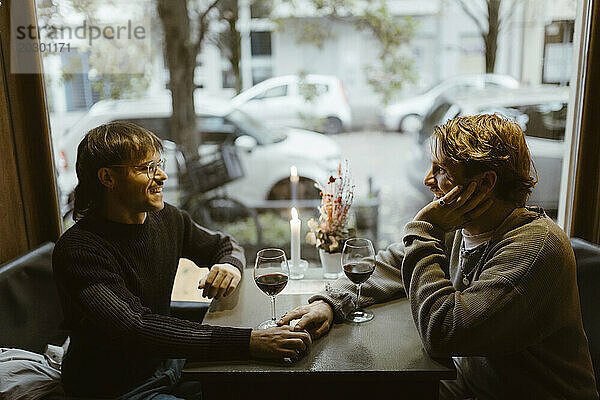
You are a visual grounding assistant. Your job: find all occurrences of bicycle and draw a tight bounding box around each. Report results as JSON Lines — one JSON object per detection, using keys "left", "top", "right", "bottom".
{"left": 176, "top": 145, "right": 264, "bottom": 247}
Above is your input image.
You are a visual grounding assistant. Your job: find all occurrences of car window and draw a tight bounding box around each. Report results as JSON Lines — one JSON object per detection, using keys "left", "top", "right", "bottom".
{"left": 497, "top": 103, "right": 567, "bottom": 141}
{"left": 226, "top": 109, "right": 286, "bottom": 145}
{"left": 252, "top": 85, "right": 288, "bottom": 100}
{"left": 265, "top": 85, "right": 288, "bottom": 98}
{"left": 197, "top": 116, "right": 237, "bottom": 144}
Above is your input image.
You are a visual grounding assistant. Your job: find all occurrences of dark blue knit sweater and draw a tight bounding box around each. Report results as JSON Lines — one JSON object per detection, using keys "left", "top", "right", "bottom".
{"left": 52, "top": 203, "right": 250, "bottom": 398}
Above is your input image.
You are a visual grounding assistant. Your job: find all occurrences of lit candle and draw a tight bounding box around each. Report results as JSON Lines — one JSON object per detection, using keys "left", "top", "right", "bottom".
{"left": 290, "top": 165, "right": 299, "bottom": 206}
{"left": 290, "top": 207, "right": 301, "bottom": 268}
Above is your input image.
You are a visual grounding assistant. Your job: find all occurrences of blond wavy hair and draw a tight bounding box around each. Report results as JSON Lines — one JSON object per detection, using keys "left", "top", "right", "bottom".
{"left": 431, "top": 114, "right": 537, "bottom": 206}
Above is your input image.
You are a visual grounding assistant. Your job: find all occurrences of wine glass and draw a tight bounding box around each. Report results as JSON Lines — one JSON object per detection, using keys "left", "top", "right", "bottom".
{"left": 254, "top": 248, "right": 290, "bottom": 329}
{"left": 342, "top": 238, "right": 376, "bottom": 323}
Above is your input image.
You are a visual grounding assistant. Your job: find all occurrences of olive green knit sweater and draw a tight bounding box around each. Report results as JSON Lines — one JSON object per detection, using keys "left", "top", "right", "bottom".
{"left": 312, "top": 208, "right": 598, "bottom": 399}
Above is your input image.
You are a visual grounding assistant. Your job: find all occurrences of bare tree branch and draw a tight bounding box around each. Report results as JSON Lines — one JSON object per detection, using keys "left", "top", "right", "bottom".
{"left": 455, "top": 0, "right": 487, "bottom": 34}
{"left": 194, "top": 0, "right": 222, "bottom": 54}
{"left": 200, "top": 0, "right": 223, "bottom": 22}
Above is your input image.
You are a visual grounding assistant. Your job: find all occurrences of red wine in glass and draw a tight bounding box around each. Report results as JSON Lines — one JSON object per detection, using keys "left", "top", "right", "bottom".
{"left": 343, "top": 261, "right": 375, "bottom": 284}
{"left": 254, "top": 248, "right": 290, "bottom": 329}
{"left": 255, "top": 273, "right": 289, "bottom": 296}
{"left": 342, "top": 238, "right": 376, "bottom": 323}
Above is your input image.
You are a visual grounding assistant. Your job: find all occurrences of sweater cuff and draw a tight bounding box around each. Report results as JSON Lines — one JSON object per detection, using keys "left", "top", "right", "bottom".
{"left": 403, "top": 220, "right": 446, "bottom": 245}
{"left": 309, "top": 288, "right": 356, "bottom": 324}
{"left": 218, "top": 255, "right": 245, "bottom": 273}
{"left": 206, "top": 326, "right": 252, "bottom": 361}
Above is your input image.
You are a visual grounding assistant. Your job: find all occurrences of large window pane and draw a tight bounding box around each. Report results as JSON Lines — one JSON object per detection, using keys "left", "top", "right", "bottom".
{"left": 39, "top": 0, "right": 581, "bottom": 269}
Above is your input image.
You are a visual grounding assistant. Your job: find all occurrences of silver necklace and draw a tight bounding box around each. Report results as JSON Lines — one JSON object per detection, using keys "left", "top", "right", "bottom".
{"left": 459, "top": 241, "right": 489, "bottom": 286}
{"left": 459, "top": 255, "right": 474, "bottom": 286}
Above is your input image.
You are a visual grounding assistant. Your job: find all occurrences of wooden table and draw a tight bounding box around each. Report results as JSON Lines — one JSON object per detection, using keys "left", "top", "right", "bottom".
{"left": 183, "top": 267, "right": 455, "bottom": 400}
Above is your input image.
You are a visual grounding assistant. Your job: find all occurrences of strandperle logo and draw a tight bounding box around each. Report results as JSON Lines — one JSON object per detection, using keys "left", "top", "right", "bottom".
{"left": 10, "top": 1, "right": 152, "bottom": 74}
{"left": 16, "top": 20, "right": 147, "bottom": 47}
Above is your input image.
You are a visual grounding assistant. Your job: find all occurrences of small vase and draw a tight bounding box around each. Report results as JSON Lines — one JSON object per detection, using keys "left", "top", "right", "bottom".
{"left": 319, "top": 248, "right": 343, "bottom": 279}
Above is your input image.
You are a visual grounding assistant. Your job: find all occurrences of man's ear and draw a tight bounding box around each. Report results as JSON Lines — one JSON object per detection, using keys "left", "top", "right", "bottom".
{"left": 478, "top": 170, "right": 497, "bottom": 194}
{"left": 97, "top": 167, "right": 115, "bottom": 190}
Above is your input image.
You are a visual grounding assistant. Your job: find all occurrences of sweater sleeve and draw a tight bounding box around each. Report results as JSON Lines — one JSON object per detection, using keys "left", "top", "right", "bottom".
{"left": 53, "top": 244, "right": 251, "bottom": 362}
{"left": 309, "top": 242, "right": 407, "bottom": 322}
{"left": 179, "top": 208, "right": 246, "bottom": 272}
{"left": 402, "top": 220, "right": 574, "bottom": 358}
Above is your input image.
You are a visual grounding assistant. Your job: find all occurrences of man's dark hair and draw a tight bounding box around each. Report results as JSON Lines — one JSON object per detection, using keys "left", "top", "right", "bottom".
{"left": 73, "top": 121, "right": 163, "bottom": 221}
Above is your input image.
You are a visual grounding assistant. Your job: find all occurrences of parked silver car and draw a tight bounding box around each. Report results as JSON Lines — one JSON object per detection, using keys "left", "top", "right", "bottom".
{"left": 381, "top": 74, "right": 519, "bottom": 132}
{"left": 231, "top": 74, "right": 352, "bottom": 134}
{"left": 53, "top": 96, "right": 342, "bottom": 214}
{"left": 407, "top": 85, "right": 569, "bottom": 214}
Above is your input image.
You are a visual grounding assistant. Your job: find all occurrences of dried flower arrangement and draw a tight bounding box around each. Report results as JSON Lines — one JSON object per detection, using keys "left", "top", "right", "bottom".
{"left": 306, "top": 162, "right": 355, "bottom": 253}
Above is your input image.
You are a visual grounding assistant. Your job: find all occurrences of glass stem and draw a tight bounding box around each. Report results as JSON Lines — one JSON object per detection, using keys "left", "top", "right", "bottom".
{"left": 355, "top": 283, "right": 362, "bottom": 311}
{"left": 271, "top": 296, "right": 276, "bottom": 322}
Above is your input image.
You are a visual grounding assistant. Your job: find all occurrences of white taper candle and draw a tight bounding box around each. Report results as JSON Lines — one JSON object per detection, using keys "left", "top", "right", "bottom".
{"left": 290, "top": 207, "right": 301, "bottom": 268}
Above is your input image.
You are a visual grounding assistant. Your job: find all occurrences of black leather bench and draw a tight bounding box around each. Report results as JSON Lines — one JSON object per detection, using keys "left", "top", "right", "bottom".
{"left": 6, "top": 238, "right": 597, "bottom": 391}
{"left": 0, "top": 242, "right": 209, "bottom": 353}
{"left": 0, "top": 242, "right": 66, "bottom": 353}
{"left": 571, "top": 237, "right": 600, "bottom": 392}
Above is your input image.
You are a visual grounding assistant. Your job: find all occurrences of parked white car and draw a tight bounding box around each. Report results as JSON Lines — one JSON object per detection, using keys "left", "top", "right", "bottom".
{"left": 53, "top": 96, "right": 342, "bottom": 213}
{"left": 380, "top": 74, "right": 520, "bottom": 132}
{"left": 407, "top": 85, "right": 569, "bottom": 214}
{"left": 231, "top": 74, "right": 352, "bottom": 134}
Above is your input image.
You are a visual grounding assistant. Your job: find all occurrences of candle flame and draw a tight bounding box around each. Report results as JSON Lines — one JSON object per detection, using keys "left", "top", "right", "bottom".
{"left": 291, "top": 207, "right": 298, "bottom": 220}
{"left": 290, "top": 165, "right": 298, "bottom": 177}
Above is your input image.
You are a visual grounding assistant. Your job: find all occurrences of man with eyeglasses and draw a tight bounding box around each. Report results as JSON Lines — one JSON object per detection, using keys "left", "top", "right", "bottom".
{"left": 52, "top": 122, "right": 311, "bottom": 399}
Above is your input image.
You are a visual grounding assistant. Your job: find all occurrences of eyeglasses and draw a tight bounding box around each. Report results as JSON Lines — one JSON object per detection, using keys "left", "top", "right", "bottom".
{"left": 111, "top": 158, "right": 166, "bottom": 179}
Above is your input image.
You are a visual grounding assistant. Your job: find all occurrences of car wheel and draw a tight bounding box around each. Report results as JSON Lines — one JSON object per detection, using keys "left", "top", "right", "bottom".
{"left": 400, "top": 114, "right": 423, "bottom": 133}
{"left": 267, "top": 177, "right": 321, "bottom": 200}
{"left": 323, "top": 117, "right": 343, "bottom": 135}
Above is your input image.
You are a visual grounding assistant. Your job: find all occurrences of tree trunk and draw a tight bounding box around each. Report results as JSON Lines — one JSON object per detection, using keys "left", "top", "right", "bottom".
{"left": 157, "top": 0, "right": 200, "bottom": 155}
{"left": 228, "top": 15, "right": 242, "bottom": 94}
{"left": 218, "top": 0, "right": 242, "bottom": 94}
{"left": 485, "top": 0, "right": 501, "bottom": 73}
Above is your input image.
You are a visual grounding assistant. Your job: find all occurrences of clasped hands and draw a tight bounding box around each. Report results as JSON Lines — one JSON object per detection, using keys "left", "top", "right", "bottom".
{"left": 250, "top": 183, "right": 493, "bottom": 363}
{"left": 278, "top": 300, "right": 334, "bottom": 340}
{"left": 248, "top": 301, "right": 334, "bottom": 363}
{"left": 413, "top": 181, "right": 494, "bottom": 231}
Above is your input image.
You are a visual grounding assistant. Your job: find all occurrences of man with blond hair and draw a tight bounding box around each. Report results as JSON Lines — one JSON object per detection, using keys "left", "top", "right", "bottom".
{"left": 281, "top": 114, "right": 598, "bottom": 399}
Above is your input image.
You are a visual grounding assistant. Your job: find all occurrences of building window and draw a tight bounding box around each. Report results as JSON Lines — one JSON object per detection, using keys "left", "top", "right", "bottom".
{"left": 543, "top": 20, "right": 575, "bottom": 85}
{"left": 251, "top": 31, "right": 272, "bottom": 56}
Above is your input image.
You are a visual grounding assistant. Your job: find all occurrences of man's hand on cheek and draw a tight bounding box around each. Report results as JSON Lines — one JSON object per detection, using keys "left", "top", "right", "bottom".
{"left": 198, "top": 263, "right": 242, "bottom": 298}
{"left": 414, "top": 181, "right": 493, "bottom": 231}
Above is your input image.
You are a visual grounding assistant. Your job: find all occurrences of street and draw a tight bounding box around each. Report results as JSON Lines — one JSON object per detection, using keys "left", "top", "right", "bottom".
{"left": 331, "top": 130, "right": 430, "bottom": 248}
